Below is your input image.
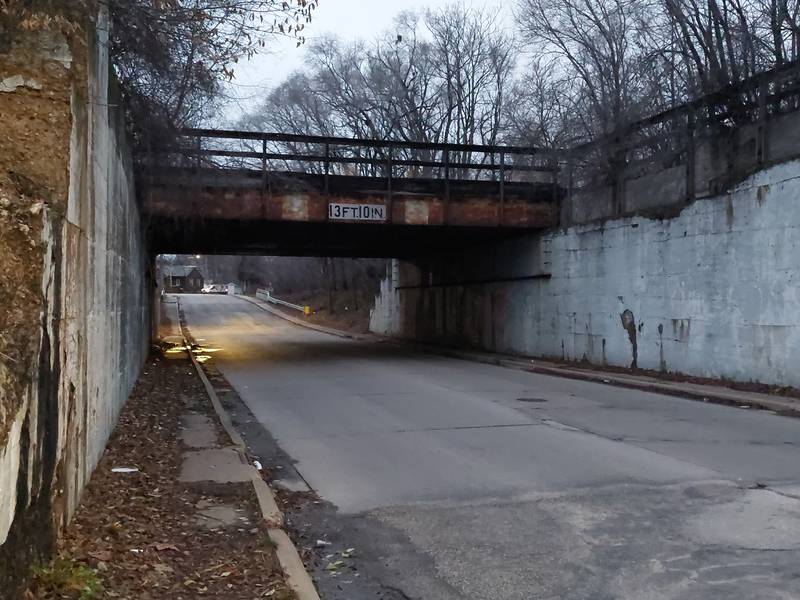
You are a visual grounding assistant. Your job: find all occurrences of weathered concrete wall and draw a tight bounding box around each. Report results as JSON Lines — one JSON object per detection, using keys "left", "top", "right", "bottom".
{"left": 371, "top": 158, "right": 800, "bottom": 388}
{"left": 562, "top": 111, "right": 800, "bottom": 227}
{"left": 0, "top": 11, "right": 149, "bottom": 592}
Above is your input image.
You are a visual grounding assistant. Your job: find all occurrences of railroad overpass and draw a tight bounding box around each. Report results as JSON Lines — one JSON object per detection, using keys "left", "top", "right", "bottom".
{"left": 142, "top": 131, "right": 563, "bottom": 257}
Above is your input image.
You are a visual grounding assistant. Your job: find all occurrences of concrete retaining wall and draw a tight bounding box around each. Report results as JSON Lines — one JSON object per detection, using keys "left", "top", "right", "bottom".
{"left": 0, "top": 11, "right": 150, "bottom": 591}
{"left": 371, "top": 159, "right": 800, "bottom": 388}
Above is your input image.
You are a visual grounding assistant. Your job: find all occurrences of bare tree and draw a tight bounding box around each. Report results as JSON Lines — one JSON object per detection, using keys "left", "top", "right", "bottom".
{"left": 242, "top": 3, "right": 517, "bottom": 169}
{"left": 756, "top": 0, "right": 800, "bottom": 65}
{"left": 504, "top": 57, "right": 576, "bottom": 146}
{"left": 516, "top": 0, "right": 660, "bottom": 138}
{"left": 107, "top": 0, "right": 319, "bottom": 144}
{"left": 662, "top": 0, "right": 762, "bottom": 94}
{"left": 426, "top": 4, "right": 515, "bottom": 150}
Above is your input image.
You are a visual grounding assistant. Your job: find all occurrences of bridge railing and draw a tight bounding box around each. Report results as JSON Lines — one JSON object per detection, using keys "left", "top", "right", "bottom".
{"left": 156, "top": 129, "right": 563, "bottom": 188}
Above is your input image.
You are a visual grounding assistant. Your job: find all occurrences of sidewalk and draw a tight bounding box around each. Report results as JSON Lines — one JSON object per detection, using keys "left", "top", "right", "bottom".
{"left": 243, "top": 294, "right": 800, "bottom": 417}
{"left": 24, "top": 302, "right": 296, "bottom": 599}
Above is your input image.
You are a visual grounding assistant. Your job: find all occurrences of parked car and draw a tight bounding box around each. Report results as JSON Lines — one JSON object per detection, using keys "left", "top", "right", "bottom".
{"left": 201, "top": 284, "right": 227, "bottom": 294}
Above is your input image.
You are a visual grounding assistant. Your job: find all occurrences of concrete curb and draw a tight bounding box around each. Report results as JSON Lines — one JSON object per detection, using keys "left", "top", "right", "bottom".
{"left": 237, "top": 294, "right": 374, "bottom": 342}
{"left": 235, "top": 295, "right": 800, "bottom": 417}
{"left": 532, "top": 365, "right": 800, "bottom": 415}
{"left": 251, "top": 474, "right": 283, "bottom": 529}
{"left": 268, "top": 529, "right": 322, "bottom": 600}
{"left": 432, "top": 348, "right": 800, "bottom": 416}
{"left": 173, "top": 298, "right": 320, "bottom": 600}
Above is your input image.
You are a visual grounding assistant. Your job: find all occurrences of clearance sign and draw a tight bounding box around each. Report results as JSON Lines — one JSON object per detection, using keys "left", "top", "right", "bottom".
{"left": 328, "top": 203, "right": 386, "bottom": 222}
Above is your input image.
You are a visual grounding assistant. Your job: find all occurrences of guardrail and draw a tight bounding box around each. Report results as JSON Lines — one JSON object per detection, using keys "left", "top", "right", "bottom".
{"left": 256, "top": 289, "right": 310, "bottom": 316}
{"left": 166, "top": 129, "right": 557, "bottom": 180}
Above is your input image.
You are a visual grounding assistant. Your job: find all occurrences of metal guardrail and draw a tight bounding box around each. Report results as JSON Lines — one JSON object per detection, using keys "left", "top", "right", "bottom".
{"left": 172, "top": 129, "right": 558, "bottom": 178}
{"left": 152, "top": 61, "right": 800, "bottom": 185}
{"left": 256, "top": 289, "right": 310, "bottom": 315}
{"left": 147, "top": 128, "right": 562, "bottom": 209}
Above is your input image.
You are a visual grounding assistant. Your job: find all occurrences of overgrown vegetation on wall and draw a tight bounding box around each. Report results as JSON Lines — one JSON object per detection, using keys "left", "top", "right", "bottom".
{"left": 0, "top": 16, "right": 74, "bottom": 471}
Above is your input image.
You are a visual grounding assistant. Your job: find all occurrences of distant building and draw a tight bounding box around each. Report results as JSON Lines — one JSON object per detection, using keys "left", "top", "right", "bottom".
{"left": 162, "top": 266, "right": 204, "bottom": 293}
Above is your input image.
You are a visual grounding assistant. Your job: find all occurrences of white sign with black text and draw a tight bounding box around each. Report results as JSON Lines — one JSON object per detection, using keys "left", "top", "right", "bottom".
{"left": 328, "top": 203, "right": 386, "bottom": 222}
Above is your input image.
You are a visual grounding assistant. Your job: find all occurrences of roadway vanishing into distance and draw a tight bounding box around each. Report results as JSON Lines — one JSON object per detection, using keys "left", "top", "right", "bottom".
{"left": 180, "top": 294, "right": 800, "bottom": 600}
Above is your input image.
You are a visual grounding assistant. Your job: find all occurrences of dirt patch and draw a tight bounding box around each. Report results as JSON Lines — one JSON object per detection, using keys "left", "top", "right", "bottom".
{"left": 279, "top": 290, "right": 373, "bottom": 334}
{"left": 0, "top": 42, "right": 74, "bottom": 205}
{"left": 0, "top": 37, "right": 73, "bottom": 458}
{"left": 23, "top": 352, "right": 294, "bottom": 599}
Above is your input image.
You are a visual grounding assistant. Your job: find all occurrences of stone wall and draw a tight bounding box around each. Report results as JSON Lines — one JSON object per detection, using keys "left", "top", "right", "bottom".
{"left": 371, "top": 158, "right": 800, "bottom": 388}
{"left": 0, "top": 10, "right": 150, "bottom": 592}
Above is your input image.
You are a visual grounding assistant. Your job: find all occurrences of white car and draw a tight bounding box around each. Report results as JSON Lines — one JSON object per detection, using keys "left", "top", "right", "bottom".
{"left": 201, "top": 284, "right": 226, "bottom": 294}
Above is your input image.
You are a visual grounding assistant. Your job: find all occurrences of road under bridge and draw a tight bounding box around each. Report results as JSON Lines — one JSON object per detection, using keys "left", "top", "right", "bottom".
{"left": 179, "top": 293, "right": 800, "bottom": 600}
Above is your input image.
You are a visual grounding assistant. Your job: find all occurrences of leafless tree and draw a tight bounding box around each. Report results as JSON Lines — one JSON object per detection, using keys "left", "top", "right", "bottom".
{"left": 504, "top": 57, "right": 577, "bottom": 146}
{"left": 242, "top": 3, "right": 517, "bottom": 177}
{"left": 106, "top": 0, "right": 319, "bottom": 145}
{"left": 757, "top": 0, "right": 800, "bottom": 65}
{"left": 426, "top": 5, "right": 515, "bottom": 150}
{"left": 516, "top": 0, "right": 660, "bottom": 138}
{"left": 662, "top": 0, "right": 761, "bottom": 94}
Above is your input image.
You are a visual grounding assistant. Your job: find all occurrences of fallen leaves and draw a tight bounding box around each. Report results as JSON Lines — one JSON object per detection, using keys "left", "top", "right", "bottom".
{"left": 87, "top": 551, "right": 112, "bottom": 563}
{"left": 38, "top": 354, "right": 292, "bottom": 599}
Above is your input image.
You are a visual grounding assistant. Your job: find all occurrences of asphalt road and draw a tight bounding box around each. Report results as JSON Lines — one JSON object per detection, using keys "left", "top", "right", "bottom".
{"left": 181, "top": 294, "right": 800, "bottom": 600}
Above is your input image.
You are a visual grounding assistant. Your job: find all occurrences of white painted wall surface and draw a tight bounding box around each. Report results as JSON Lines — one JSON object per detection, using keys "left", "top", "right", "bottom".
{"left": 0, "top": 401, "right": 27, "bottom": 545}
{"left": 372, "top": 159, "right": 800, "bottom": 387}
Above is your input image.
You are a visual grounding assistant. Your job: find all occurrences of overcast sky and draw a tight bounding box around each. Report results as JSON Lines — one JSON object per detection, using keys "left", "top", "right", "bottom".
{"left": 221, "top": 0, "right": 511, "bottom": 122}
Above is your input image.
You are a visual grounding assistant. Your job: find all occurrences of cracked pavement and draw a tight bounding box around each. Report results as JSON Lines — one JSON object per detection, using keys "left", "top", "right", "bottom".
{"left": 181, "top": 294, "right": 800, "bottom": 600}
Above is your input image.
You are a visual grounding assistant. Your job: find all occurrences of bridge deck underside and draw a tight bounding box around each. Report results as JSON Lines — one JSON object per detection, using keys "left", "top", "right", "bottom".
{"left": 148, "top": 218, "right": 541, "bottom": 258}
{"left": 143, "top": 168, "right": 561, "bottom": 257}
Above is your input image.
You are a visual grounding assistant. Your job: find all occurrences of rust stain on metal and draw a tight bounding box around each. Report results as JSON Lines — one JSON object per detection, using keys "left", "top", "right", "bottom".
{"left": 145, "top": 173, "right": 558, "bottom": 229}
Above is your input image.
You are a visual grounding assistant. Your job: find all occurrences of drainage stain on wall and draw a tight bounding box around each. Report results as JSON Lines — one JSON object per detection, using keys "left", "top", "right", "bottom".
{"left": 671, "top": 319, "right": 691, "bottom": 343}
{"left": 620, "top": 310, "right": 638, "bottom": 369}
{"left": 757, "top": 184, "right": 770, "bottom": 206}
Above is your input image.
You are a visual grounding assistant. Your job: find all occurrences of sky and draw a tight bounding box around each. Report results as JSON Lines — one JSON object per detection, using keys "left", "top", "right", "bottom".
{"left": 221, "top": 0, "right": 511, "bottom": 123}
